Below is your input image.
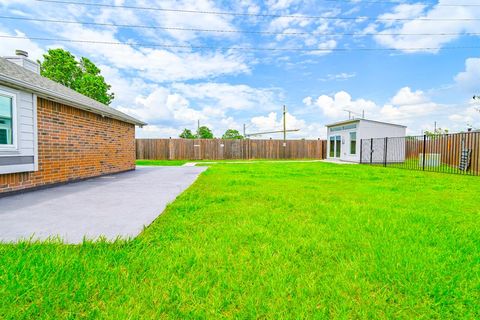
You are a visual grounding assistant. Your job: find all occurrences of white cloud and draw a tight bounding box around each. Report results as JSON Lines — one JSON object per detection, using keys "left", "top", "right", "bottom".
{"left": 303, "top": 87, "right": 444, "bottom": 134}
{"left": 0, "top": 29, "right": 45, "bottom": 60}
{"left": 372, "top": 2, "right": 480, "bottom": 52}
{"left": 266, "top": 0, "right": 301, "bottom": 11}
{"left": 250, "top": 111, "right": 305, "bottom": 132}
{"left": 389, "top": 86, "right": 428, "bottom": 106}
{"left": 100, "top": 65, "right": 156, "bottom": 107}
{"left": 379, "top": 87, "right": 440, "bottom": 124}
{"left": 144, "top": 0, "right": 238, "bottom": 42}
{"left": 455, "top": 57, "right": 480, "bottom": 92}
{"left": 314, "top": 39, "right": 337, "bottom": 55}
{"left": 319, "top": 72, "right": 356, "bottom": 82}
{"left": 448, "top": 100, "right": 480, "bottom": 129}
{"left": 117, "top": 87, "right": 204, "bottom": 125}
{"left": 136, "top": 125, "right": 181, "bottom": 139}
{"left": 51, "top": 25, "right": 250, "bottom": 82}
{"left": 171, "top": 83, "right": 280, "bottom": 111}
{"left": 248, "top": 111, "right": 326, "bottom": 139}
{"left": 302, "top": 96, "right": 313, "bottom": 106}
{"left": 116, "top": 82, "right": 282, "bottom": 137}
{"left": 306, "top": 91, "right": 377, "bottom": 118}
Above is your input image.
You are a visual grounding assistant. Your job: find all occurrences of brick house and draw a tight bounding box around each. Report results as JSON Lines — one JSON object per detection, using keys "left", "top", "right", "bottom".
{"left": 0, "top": 50, "right": 146, "bottom": 195}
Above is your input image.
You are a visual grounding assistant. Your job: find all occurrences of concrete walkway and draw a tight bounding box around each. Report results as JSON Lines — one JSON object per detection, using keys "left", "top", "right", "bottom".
{"left": 0, "top": 166, "right": 207, "bottom": 243}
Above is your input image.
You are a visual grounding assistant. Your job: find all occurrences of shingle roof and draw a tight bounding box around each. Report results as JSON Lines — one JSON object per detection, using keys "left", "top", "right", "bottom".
{"left": 0, "top": 57, "right": 146, "bottom": 126}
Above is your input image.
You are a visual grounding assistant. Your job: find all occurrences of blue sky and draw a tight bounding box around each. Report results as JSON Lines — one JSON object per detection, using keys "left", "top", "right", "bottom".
{"left": 0, "top": 0, "right": 479, "bottom": 138}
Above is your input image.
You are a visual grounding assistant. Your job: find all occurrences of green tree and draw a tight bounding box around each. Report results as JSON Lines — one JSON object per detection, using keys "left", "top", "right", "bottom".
{"left": 222, "top": 129, "right": 243, "bottom": 139}
{"left": 196, "top": 126, "right": 214, "bottom": 139}
{"left": 179, "top": 128, "right": 195, "bottom": 139}
{"left": 425, "top": 128, "right": 449, "bottom": 138}
{"left": 75, "top": 58, "right": 114, "bottom": 105}
{"left": 39, "top": 49, "right": 80, "bottom": 88}
{"left": 39, "top": 49, "right": 114, "bottom": 105}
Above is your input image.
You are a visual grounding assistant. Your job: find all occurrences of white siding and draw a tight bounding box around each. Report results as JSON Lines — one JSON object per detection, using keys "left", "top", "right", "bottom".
{"left": 358, "top": 121, "right": 406, "bottom": 140}
{"left": 0, "top": 85, "right": 38, "bottom": 174}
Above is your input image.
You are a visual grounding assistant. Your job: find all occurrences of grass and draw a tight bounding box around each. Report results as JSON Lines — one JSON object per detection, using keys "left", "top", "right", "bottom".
{"left": 136, "top": 159, "right": 188, "bottom": 166}
{"left": 1, "top": 163, "right": 480, "bottom": 318}
{"left": 374, "top": 158, "right": 477, "bottom": 176}
{"left": 136, "top": 159, "right": 322, "bottom": 166}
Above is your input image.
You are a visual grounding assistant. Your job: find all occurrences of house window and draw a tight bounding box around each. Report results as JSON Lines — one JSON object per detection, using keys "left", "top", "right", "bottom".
{"left": 350, "top": 132, "right": 357, "bottom": 154}
{"left": 0, "top": 93, "right": 14, "bottom": 146}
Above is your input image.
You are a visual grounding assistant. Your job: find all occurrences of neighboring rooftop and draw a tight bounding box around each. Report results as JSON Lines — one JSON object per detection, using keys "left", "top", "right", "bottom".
{"left": 0, "top": 57, "right": 146, "bottom": 126}
{"left": 326, "top": 118, "right": 407, "bottom": 128}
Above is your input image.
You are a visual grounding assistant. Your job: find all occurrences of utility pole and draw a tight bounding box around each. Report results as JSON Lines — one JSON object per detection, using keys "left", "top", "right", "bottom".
{"left": 434, "top": 121, "right": 437, "bottom": 133}
{"left": 243, "top": 123, "right": 246, "bottom": 137}
{"left": 244, "top": 106, "right": 299, "bottom": 139}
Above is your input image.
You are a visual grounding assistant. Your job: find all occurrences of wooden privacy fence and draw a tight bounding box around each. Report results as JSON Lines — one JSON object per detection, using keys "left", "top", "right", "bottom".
{"left": 136, "top": 139, "right": 327, "bottom": 160}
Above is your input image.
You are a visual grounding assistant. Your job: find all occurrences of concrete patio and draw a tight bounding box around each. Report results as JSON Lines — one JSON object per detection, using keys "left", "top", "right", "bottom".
{"left": 0, "top": 166, "right": 207, "bottom": 243}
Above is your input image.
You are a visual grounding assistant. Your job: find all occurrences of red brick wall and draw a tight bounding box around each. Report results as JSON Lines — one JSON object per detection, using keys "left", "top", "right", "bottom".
{"left": 0, "top": 97, "right": 136, "bottom": 194}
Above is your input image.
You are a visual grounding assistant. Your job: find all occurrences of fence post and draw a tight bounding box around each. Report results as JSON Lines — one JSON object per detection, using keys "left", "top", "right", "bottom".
{"left": 370, "top": 138, "right": 373, "bottom": 164}
{"left": 422, "top": 134, "right": 426, "bottom": 171}
{"left": 384, "top": 137, "right": 388, "bottom": 167}
{"left": 360, "top": 139, "right": 363, "bottom": 164}
{"left": 168, "top": 137, "right": 173, "bottom": 160}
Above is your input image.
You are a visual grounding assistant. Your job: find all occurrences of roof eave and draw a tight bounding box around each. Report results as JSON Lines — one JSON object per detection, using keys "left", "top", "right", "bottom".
{"left": 0, "top": 74, "right": 147, "bottom": 127}
{"left": 325, "top": 119, "right": 360, "bottom": 128}
{"left": 326, "top": 118, "right": 406, "bottom": 128}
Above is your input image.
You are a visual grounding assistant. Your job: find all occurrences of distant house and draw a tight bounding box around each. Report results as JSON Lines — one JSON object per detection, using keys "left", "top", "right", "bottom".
{"left": 326, "top": 118, "right": 406, "bottom": 163}
{"left": 0, "top": 50, "right": 146, "bottom": 195}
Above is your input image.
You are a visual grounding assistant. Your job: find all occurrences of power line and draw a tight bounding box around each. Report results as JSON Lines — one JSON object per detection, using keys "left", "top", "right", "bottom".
{"left": 1, "top": 35, "right": 479, "bottom": 52}
{"left": 2, "top": 16, "right": 480, "bottom": 37}
{"left": 32, "top": 0, "right": 480, "bottom": 21}
{"left": 324, "top": 0, "right": 480, "bottom": 7}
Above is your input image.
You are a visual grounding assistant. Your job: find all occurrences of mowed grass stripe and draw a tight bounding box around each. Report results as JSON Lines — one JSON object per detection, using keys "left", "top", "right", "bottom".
{"left": 1, "top": 163, "right": 479, "bottom": 319}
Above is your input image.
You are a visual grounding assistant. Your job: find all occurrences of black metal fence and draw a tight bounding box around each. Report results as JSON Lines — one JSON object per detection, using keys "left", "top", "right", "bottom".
{"left": 360, "top": 132, "right": 480, "bottom": 176}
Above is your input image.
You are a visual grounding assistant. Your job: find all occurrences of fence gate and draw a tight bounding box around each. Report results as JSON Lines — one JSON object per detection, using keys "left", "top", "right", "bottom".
{"left": 360, "top": 138, "right": 388, "bottom": 165}
{"left": 193, "top": 140, "right": 201, "bottom": 160}
{"left": 360, "top": 139, "right": 372, "bottom": 163}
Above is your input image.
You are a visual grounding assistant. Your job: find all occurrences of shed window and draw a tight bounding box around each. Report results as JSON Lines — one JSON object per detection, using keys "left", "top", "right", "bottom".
{"left": 350, "top": 132, "right": 357, "bottom": 154}
{"left": 329, "top": 136, "right": 335, "bottom": 157}
{"left": 0, "top": 94, "right": 14, "bottom": 145}
{"left": 330, "top": 123, "right": 357, "bottom": 132}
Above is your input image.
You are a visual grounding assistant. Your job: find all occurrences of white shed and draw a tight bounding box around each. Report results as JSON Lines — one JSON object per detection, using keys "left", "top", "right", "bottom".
{"left": 326, "top": 119, "right": 406, "bottom": 163}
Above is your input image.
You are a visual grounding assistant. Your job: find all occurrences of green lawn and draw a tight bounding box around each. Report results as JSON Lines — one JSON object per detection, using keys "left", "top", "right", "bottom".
{"left": 136, "top": 159, "right": 321, "bottom": 166}
{"left": 1, "top": 163, "right": 480, "bottom": 318}
{"left": 136, "top": 159, "right": 188, "bottom": 166}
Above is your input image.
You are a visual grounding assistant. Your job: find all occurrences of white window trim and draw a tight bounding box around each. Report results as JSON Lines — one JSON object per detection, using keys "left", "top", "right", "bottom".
{"left": 349, "top": 131, "right": 357, "bottom": 155}
{"left": 0, "top": 87, "right": 19, "bottom": 152}
{"left": 33, "top": 94, "right": 39, "bottom": 171}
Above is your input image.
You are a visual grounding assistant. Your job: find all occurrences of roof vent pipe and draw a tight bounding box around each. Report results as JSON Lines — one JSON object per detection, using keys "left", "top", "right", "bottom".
{"left": 3, "top": 49, "right": 40, "bottom": 74}
{"left": 15, "top": 50, "right": 29, "bottom": 58}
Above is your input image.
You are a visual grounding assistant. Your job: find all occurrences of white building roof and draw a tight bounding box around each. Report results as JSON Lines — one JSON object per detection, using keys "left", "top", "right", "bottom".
{"left": 326, "top": 118, "right": 406, "bottom": 128}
